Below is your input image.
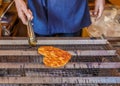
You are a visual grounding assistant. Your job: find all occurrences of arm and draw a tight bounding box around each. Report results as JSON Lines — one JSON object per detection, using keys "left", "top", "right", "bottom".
{"left": 14, "top": 0, "right": 33, "bottom": 25}
{"left": 93, "top": 0, "right": 105, "bottom": 20}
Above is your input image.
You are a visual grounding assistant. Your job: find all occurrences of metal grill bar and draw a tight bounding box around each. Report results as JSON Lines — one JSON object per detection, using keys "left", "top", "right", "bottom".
{"left": 0, "top": 62, "right": 119, "bottom": 69}
{"left": 0, "top": 40, "right": 107, "bottom": 45}
{"left": 0, "top": 77, "right": 119, "bottom": 84}
{"left": 0, "top": 84, "right": 119, "bottom": 86}
{"left": 0, "top": 50, "right": 116, "bottom": 56}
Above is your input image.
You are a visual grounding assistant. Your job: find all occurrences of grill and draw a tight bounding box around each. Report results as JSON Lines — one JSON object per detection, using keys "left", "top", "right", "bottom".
{"left": 0, "top": 37, "right": 120, "bottom": 86}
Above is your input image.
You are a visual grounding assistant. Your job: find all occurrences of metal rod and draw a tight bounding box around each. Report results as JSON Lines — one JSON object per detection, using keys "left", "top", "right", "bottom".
{"left": 0, "top": 62, "right": 119, "bottom": 69}
{"left": 0, "top": 77, "right": 119, "bottom": 84}
{"left": 0, "top": 50, "right": 116, "bottom": 56}
{"left": 0, "top": 39, "right": 107, "bottom": 45}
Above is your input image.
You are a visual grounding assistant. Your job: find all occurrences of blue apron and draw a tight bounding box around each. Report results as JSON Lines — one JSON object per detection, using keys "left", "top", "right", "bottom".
{"left": 28, "top": 0, "right": 91, "bottom": 35}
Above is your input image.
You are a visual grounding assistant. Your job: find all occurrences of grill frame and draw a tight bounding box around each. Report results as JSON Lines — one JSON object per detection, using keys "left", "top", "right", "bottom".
{"left": 0, "top": 37, "right": 119, "bottom": 85}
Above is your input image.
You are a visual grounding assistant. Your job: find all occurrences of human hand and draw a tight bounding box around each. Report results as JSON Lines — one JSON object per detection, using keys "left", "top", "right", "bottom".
{"left": 14, "top": 0, "right": 33, "bottom": 25}
{"left": 91, "top": 0, "right": 105, "bottom": 20}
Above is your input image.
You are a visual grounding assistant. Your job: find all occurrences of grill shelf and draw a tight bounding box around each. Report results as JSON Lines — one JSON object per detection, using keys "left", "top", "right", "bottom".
{"left": 0, "top": 37, "right": 119, "bottom": 86}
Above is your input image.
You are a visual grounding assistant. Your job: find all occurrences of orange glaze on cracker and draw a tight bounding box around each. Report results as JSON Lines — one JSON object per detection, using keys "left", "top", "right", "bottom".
{"left": 38, "top": 46, "right": 71, "bottom": 68}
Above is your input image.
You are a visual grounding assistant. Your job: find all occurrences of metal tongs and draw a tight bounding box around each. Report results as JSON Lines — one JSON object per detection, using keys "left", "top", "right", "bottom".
{"left": 27, "top": 20, "right": 37, "bottom": 46}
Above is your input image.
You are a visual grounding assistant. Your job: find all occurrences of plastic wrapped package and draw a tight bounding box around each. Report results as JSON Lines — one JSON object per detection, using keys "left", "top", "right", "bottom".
{"left": 88, "top": 5, "right": 120, "bottom": 37}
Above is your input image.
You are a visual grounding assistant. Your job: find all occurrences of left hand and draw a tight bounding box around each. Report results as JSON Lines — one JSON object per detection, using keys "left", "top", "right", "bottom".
{"left": 92, "top": 0, "right": 105, "bottom": 20}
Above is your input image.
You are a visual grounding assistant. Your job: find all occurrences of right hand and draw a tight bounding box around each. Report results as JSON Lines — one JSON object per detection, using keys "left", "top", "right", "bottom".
{"left": 14, "top": 0, "right": 33, "bottom": 25}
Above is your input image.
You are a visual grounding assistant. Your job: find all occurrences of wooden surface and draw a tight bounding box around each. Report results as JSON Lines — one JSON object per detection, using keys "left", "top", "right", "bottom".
{"left": 0, "top": 2, "right": 11, "bottom": 17}
{"left": 0, "top": 1, "right": 17, "bottom": 37}
{"left": 0, "top": 2, "right": 12, "bottom": 37}
{"left": 109, "top": 0, "right": 120, "bottom": 6}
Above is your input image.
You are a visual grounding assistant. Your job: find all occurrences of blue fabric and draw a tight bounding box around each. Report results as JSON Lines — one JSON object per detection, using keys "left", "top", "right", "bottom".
{"left": 28, "top": 0, "right": 91, "bottom": 35}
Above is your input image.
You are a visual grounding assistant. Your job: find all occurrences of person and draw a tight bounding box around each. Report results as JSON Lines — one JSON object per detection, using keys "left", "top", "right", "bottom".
{"left": 14, "top": 0, "right": 105, "bottom": 37}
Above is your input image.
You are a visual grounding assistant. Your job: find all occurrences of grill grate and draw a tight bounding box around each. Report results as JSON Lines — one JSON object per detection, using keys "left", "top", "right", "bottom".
{"left": 0, "top": 55, "right": 119, "bottom": 63}
{"left": 0, "top": 38, "right": 119, "bottom": 85}
{"left": 0, "top": 69, "right": 119, "bottom": 77}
